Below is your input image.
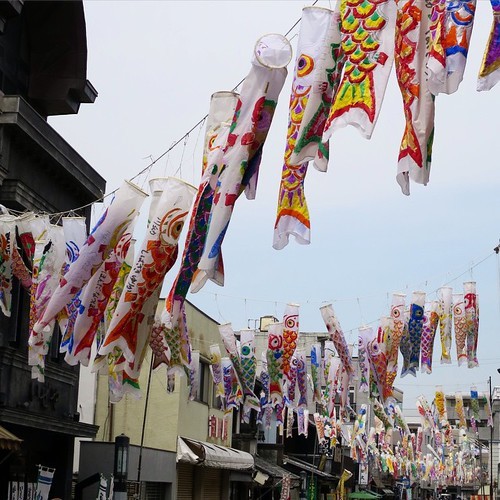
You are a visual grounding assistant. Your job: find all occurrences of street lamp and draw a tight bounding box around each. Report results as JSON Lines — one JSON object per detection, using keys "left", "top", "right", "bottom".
{"left": 114, "top": 434, "right": 130, "bottom": 500}
{"left": 300, "top": 471, "right": 307, "bottom": 500}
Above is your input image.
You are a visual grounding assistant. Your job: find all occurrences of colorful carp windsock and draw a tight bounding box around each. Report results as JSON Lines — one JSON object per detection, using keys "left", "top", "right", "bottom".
{"left": 455, "top": 391, "right": 467, "bottom": 429}
{"left": 483, "top": 393, "right": 494, "bottom": 426}
{"left": 453, "top": 292, "right": 467, "bottom": 365}
{"left": 165, "top": 91, "right": 239, "bottom": 370}
{"left": 188, "top": 351, "right": 200, "bottom": 401}
{"left": 99, "top": 178, "right": 195, "bottom": 366}
{"left": 435, "top": 386, "right": 447, "bottom": 422}
{"left": 30, "top": 225, "right": 66, "bottom": 332}
{"left": 64, "top": 226, "right": 136, "bottom": 366}
{"left": 148, "top": 321, "right": 172, "bottom": 374}
{"left": 463, "top": 281, "right": 479, "bottom": 368}
{"left": 311, "top": 343, "right": 322, "bottom": 402}
{"left": 267, "top": 322, "right": 285, "bottom": 406}
{"left": 366, "top": 323, "right": 388, "bottom": 402}
{"left": 274, "top": 6, "right": 342, "bottom": 249}
{"left": 320, "top": 303, "right": 354, "bottom": 377}
{"left": 28, "top": 215, "right": 51, "bottom": 332}
{"left": 477, "top": 0, "right": 500, "bottom": 91}
{"left": 428, "top": 0, "right": 476, "bottom": 95}
{"left": 327, "top": 356, "right": 341, "bottom": 418}
{"left": 373, "top": 398, "right": 393, "bottom": 431}
{"left": 282, "top": 303, "right": 299, "bottom": 377}
{"left": 192, "top": 33, "right": 291, "bottom": 292}
{"left": 0, "top": 215, "right": 15, "bottom": 316}
{"left": 437, "top": 286, "right": 453, "bottom": 363}
{"left": 296, "top": 348, "right": 308, "bottom": 407}
{"left": 404, "top": 291, "right": 426, "bottom": 376}
{"left": 10, "top": 213, "right": 36, "bottom": 290}
{"left": 28, "top": 225, "right": 66, "bottom": 380}
{"left": 385, "top": 293, "right": 405, "bottom": 398}
{"left": 222, "top": 357, "right": 243, "bottom": 413}
{"left": 420, "top": 301, "right": 440, "bottom": 374}
{"left": 470, "top": 386, "right": 480, "bottom": 433}
{"left": 395, "top": 0, "right": 435, "bottom": 195}
{"left": 258, "top": 354, "right": 271, "bottom": 426}
{"left": 239, "top": 329, "right": 259, "bottom": 413}
{"left": 34, "top": 181, "right": 147, "bottom": 336}
{"left": 57, "top": 217, "right": 88, "bottom": 335}
{"left": 209, "top": 344, "right": 225, "bottom": 400}
{"left": 93, "top": 238, "right": 135, "bottom": 374}
{"left": 399, "top": 309, "right": 412, "bottom": 376}
{"left": 323, "top": 0, "right": 396, "bottom": 140}
{"left": 220, "top": 324, "right": 259, "bottom": 412}
{"left": 358, "top": 327, "right": 372, "bottom": 393}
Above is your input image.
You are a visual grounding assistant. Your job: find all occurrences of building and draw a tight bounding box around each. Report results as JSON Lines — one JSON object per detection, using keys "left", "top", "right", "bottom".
{"left": 444, "top": 386, "right": 500, "bottom": 499}
{"left": 235, "top": 318, "right": 403, "bottom": 499}
{"left": 78, "top": 299, "right": 254, "bottom": 500}
{"left": 0, "top": 1, "right": 104, "bottom": 498}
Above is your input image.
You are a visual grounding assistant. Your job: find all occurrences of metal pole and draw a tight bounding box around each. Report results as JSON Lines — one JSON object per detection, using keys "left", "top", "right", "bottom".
{"left": 137, "top": 353, "right": 154, "bottom": 495}
{"left": 490, "top": 376, "right": 493, "bottom": 500}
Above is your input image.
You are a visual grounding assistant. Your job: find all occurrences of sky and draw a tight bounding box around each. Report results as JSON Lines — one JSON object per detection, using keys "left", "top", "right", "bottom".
{"left": 50, "top": 1, "right": 500, "bottom": 412}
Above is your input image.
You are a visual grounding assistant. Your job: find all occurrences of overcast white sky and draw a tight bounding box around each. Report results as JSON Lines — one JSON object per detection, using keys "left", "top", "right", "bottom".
{"left": 50, "top": 1, "right": 500, "bottom": 410}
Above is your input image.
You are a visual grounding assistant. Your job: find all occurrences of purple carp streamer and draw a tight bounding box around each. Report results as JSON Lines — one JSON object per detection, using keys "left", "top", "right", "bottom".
{"left": 222, "top": 357, "right": 243, "bottom": 413}
{"left": 295, "top": 349, "right": 308, "bottom": 408}
{"left": 420, "top": 301, "right": 439, "bottom": 374}
{"left": 477, "top": 0, "right": 500, "bottom": 91}
{"left": 428, "top": 0, "right": 477, "bottom": 95}
{"left": 286, "top": 355, "right": 298, "bottom": 405}
{"left": 463, "top": 281, "right": 479, "bottom": 368}
{"left": 358, "top": 327, "right": 371, "bottom": 393}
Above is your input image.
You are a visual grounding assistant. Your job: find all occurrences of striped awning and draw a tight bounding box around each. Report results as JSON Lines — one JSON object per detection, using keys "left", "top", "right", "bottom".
{"left": 0, "top": 425, "right": 22, "bottom": 451}
{"left": 177, "top": 437, "right": 253, "bottom": 471}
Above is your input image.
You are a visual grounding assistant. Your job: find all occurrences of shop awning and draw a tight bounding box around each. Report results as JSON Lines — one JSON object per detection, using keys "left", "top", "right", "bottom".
{"left": 282, "top": 455, "right": 338, "bottom": 480}
{"left": 0, "top": 425, "right": 22, "bottom": 451}
{"left": 177, "top": 437, "right": 254, "bottom": 471}
{"left": 348, "top": 491, "right": 382, "bottom": 499}
{"left": 254, "top": 456, "right": 300, "bottom": 484}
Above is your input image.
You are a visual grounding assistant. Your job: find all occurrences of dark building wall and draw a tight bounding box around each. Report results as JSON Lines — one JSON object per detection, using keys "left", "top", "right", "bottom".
{"left": 0, "top": 2, "right": 104, "bottom": 498}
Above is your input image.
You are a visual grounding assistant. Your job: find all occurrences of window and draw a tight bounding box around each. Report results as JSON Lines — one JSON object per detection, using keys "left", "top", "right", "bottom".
{"left": 198, "top": 361, "right": 210, "bottom": 404}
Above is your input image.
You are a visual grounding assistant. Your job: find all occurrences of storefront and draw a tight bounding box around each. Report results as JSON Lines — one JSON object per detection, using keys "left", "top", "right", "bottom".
{"left": 176, "top": 436, "right": 254, "bottom": 499}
